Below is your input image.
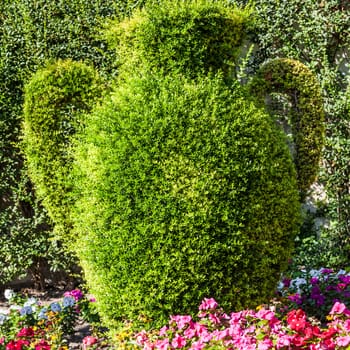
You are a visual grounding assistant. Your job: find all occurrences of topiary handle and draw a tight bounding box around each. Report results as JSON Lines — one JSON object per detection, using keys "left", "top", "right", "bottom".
{"left": 248, "top": 58, "right": 325, "bottom": 199}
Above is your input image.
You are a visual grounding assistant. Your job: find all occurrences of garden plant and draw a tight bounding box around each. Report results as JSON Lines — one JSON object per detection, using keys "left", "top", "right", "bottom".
{"left": 21, "top": 0, "right": 325, "bottom": 334}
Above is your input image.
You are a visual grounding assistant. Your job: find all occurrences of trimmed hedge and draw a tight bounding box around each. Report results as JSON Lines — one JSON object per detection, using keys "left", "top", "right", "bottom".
{"left": 105, "top": 0, "right": 253, "bottom": 78}
{"left": 20, "top": 0, "right": 326, "bottom": 331}
{"left": 22, "top": 59, "right": 104, "bottom": 243}
{"left": 249, "top": 58, "right": 325, "bottom": 199}
{"left": 72, "top": 72, "right": 301, "bottom": 328}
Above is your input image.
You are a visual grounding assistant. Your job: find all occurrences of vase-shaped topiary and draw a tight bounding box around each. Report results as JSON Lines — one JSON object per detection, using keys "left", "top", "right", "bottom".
{"left": 22, "top": 0, "right": 324, "bottom": 330}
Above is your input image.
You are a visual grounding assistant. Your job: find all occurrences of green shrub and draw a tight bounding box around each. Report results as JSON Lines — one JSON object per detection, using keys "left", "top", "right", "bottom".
{"left": 72, "top": 72, "right": 301, "bottom": 329}
{"left": 249, "top": 58, "right": 325, "bottom": 199}
{"left": 105, "top": 0, "right": 253, "bottom": 78}
{"left": 22, "top": 59, "right": 104, "bottom": 243}
{"left": 20, "top": 0, "right": 326, "bottom": 331}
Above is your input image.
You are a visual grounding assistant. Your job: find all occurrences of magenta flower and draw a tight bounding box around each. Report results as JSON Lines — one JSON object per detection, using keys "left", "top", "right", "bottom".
{"left": 339, "top": 275, "right": 350, "bottom": 285}
{"left": 170, "top": 315, "right": 192, "bottom": 330}
{"left": 310, "top": 277, "right": 319, "bottom": 285}
{"left": 171, "top": 334, "right": 186, "bottom": 348}
{"left": 198, "top": 298, "right": 218, "bottom": 311}
{"left": 64, "top": 289, "right": 83, "bottom": 301}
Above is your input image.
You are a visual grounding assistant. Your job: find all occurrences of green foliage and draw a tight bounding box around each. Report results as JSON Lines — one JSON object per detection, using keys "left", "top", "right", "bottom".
{"left": 249, "top": 58, "right": 325, "bottom": 198}
{"left": 0, "top": 0, "right": 120, "bottom": 283}
{"left": 253, "top": 0, "right": 350, "bottom": 268}
{"left": 22, "top": 59, "right": 104, "bottom": 244}
{"left": 105, "top": 0, "right": 254, "bottom": 78}
{"left": 72, "top": 71, "right": 301, "bottom": 329}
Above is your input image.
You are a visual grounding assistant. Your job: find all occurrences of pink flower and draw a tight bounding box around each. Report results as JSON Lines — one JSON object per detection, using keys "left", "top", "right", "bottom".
{"left": 171, "top": 334, "right": 186, "bottom": 348}
{"left": 184, "top": 325, "right": 196, "bottom": 339}
{"left": 159, "top": 326, "right": 169, "bottom": 337}
{"left": 258, "top": 338, "right": 273, "bottom": 350}
{"left": 193, "top": 322, "right": 208, "bottom": 336}
{"left": 275, "top": 334, "right": 292, "bottom": 348}
{"left": 198, "top": 298, "right": 218, "bottom": 311}
{"left": 155, "top": 338, "right": 170, "bottom": 350}
{"left": 136, "top": 330, "right": 149, "bottom": 345}
{"left": 82, "top": 336, "right": 98, "bottom": 348}
{"left": 330, "top": 301, "right": 347, "bottom": 315}
{"left": 189, "top": 340, "right": 205, "bottom": 350}
{"left": 170, "top": 315, "right": 192, "bottom": 330}
{"left": 208, "top": 313, "right": 221, "bottom": 325}
{"left": 336, "top": 336, "right": 350, "bottom": 347}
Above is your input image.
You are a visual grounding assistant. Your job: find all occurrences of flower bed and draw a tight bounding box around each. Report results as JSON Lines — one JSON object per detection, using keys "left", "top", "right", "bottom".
{"left": 1, "top": 268, "right": 350, "bottom": 349}
{"left": 0, "top": 289, "right": 100, "bottom": 350}
{"left": 134, "top": 298, "right": 350, "bottom": 349}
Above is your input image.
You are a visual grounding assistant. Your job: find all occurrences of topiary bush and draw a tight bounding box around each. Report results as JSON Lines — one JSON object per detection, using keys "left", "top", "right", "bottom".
{"left": 22, "top": 59, "right": 104, "bottom": 243}
{"left": 21, "top": 0, "right": 324, "bottom": 331}
{"left": 249, "top": 58, "right": 325, "bottom": 199}
{"left": 73, "top": 72, "right": 301, "bottom": 329}
{"left": 104, "top": 0, "right": 253, "bottom": 78}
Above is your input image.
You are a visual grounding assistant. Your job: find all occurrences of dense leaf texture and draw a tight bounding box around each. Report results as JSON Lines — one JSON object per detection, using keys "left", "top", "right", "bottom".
{"left": 73, "top": 73, "right": 301, "bottom": 327}
{"left": 22, "top": 60, "right": 104, "bottom": 243}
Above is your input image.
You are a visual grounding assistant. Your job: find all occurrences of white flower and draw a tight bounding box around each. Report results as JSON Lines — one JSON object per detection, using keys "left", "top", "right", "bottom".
{"left": 4, "top": 289, "right": 15, "bottom": 300}
{"left": 309, "top": 269, "right": 322, "bottom": 278}
{"left": 0, "top": 314, "right": 7, "bottom": 325}
{"left": 290, "top": 277, "right": 307, "bottom": 293}
{"left": 24, "top": 297, "right": 37, "bottom": 307}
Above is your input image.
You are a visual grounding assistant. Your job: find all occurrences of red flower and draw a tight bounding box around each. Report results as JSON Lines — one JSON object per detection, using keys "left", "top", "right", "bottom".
{"left": 290, "top": 334, "right": 305, "bottom": 347}
{"left": 322, "top": 338, "right": 336, "bottom": 349}
{"left": 287, "top": 309, "right": 307, "bottom": 332}
{"left": 320, "top": 327, "right": 338, "bottom": 340}
{"left": 35, "top": 340, "right": 51, "bottom": 350}
{"left": 6, "top": 339, "right": 30, "bottom": 350}
{"left": 17, "top": 327, "right": 34, "bottom": 338}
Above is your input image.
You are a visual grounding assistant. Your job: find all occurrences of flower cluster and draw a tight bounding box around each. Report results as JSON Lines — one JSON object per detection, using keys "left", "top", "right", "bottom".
{"left": 0, "top": 288, "right": 98, "bottom": 350}
{"left": 277, "top": 268, "right": 350, "bottom": 321}
{"left": 134, "top": 298, "right": 350, "bottom": 349}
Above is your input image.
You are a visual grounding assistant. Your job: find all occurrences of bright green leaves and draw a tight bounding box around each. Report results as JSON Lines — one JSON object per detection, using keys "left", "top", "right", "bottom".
{"left": 22, "top": 59, "right": 104, "bottom": 245}
{"left": 73, "top": 72, "right": 300, "bottom": 328}
{"left": 105, "top": 0, "right": 254, "bottom": 78}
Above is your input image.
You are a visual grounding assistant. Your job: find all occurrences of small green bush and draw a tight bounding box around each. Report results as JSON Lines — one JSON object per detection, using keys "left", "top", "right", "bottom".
{"left": 22, "top": 59, "right": 104, "bottom": 243}
{"left": 73, "top": 72, "right": 301, "bottom": 328}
